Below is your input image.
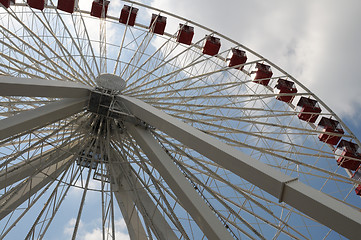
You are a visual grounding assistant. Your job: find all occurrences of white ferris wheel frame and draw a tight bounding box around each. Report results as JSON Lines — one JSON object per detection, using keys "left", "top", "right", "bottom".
{"left": 0, "top": 0, "right": 360, "bottom": 239}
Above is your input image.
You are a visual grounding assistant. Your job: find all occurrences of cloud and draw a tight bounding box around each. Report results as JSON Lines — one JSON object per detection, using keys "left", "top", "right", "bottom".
{"left": 149, "top": 0, "right": 361, "bottom": 120}
{"left": 63, "top": 217, "right": 130, "bottom": 240}
{"left": 82, "top": 228, "right": 130, "bottom": 240}
{"left": 63, "top": 218, "right": 82, "bottom": 236}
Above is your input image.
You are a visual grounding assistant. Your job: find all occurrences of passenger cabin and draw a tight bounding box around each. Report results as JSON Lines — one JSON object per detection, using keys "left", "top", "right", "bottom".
{"left": 296, "top": 97, "right": 321, "bottom": 123}
{"left": 334, "top": 140, "right": 361, "bottom": 171}
{"left": 57, "top": 0, "right": 76, "bottom": 13}
{"left": 202, "top": 35, "right": 221, "bottom": 56}
{"left": 119, "top": 5, "right": 138, "bottom": 26}
{"left": 177, "top": 24, "right": 194, "bottom": 45}
{"left": 90, "top": 0, "right": 110, "bottom": 18}
{"left": 27, "top": 0, "right": 46, "bottom": 10}
{"left": 317, "top": 117, "right": 344, "bottom": 145}
{"left": 251, "top": 63, "right": 273, "bottom": 86}
{"left": 355, "top": 185, "right": 361, "bottom": 196}
{"left": 352, "top": 167, "right": 361, "bottom": 196}
{"left": 228, "top": 49, "right": 247, "bottom": 70}
{"left": 149, "top": 14, "right": 167, "bottom": 35}
{"left": 0, "top": 0, "right": 15, "bottom": 8}
{"left": 274, "top": 78, "right": 297, "bottom": 103}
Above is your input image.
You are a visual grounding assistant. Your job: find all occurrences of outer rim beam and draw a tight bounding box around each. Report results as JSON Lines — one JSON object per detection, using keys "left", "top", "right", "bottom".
{"left": 0, "top": 98, "right": 88, "bottom": 141}
{"left": 109, "top": 151, "right": 177, "bottom": 240}
{"left": 127, "top": 123, "right": 233, "bottom": 240}
{"left": 119, "top": 95, "right": 361, "bottom": 240}
{"left": 0, "top": 76, "right": 91, "bottom": 98}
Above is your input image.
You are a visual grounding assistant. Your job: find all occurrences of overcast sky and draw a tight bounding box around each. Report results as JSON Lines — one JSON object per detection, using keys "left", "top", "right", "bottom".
{"left": 148, "top": 0, "right": 361, "bottom": 139}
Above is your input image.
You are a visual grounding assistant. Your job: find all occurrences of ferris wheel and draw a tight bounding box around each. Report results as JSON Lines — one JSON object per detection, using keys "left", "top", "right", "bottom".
{"left": 0, "top": 0, "right": 361, "bottom": 239}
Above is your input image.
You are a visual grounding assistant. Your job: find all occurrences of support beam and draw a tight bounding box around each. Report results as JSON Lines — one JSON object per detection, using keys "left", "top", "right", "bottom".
{"left": 110, "top": 169, "right": 148, "bottom": 240}
{"left": 109, "top": 153, "right": 177, "bottom": 240}
{"left": 119, "top": 95, "right": 361, "bottom": 240}
{"left": 112, "top": 189, "right": 148, "bottom": 240}
{"left": 0, "top": 76, "right": 91, "bottom": 98}
{"left": 127, "top": 123, "right": 233, "bottom": 240}
{"left": 0, "top": 143, "right": 80, "bottom": 190}
{"left": 0, "top": 157, "right": 71, "bottom": 220}
{"left": 0, "top": 98, "right": 88, "bottom": 141}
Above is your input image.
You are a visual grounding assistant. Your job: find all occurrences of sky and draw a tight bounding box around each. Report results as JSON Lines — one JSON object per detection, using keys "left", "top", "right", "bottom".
{"left": 68, "top": 0, "right": 361, "bottom": 239}
{"left": 3, "top": 1, "right": 361, "bottom": 239}
{"left": 125, "top": 1, "right": 361, "bottom": 238}
{"left": 148, "top": 0, "right": 361, "bottom": 140}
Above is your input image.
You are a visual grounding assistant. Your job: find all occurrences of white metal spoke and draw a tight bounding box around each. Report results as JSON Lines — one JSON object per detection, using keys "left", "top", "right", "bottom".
{"left": 23, "top": 162, "right": 80, "bottom": 240}
{"left": 3, "top": 7, "right": 91, "bottom": 84}
{"left": 0, "top": 23, "right": 80, "bottom": 82}
{"left": 76, "top": 12, "right": 101, "bottom": 77}
{"left": 30, "top": 8, "right": 95, "bottom": 83}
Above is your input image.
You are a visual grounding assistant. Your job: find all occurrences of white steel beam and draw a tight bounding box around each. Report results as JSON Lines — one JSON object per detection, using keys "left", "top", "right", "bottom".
{"left": 0, "top": 76, "right": 91, "bottom": 98}
{"left": 0, "top": 98, "right": 88, "bottom": 141}
{"left": 109, "top": 152, "right": 177, "bottom": 240}
{"left": 0, "top": 157, "right": 71, "bottom": 220}
{"left": 0, "top": 143, "right": 80, "bottom": 190}
{"left": 110, "top": 172, "right": 148, "bottom": 240}
{"left": 119, "top": 95, "right": 361, "bottom": 240}
{"left": 127, "top": 123, "right": 234, "bottom": 240}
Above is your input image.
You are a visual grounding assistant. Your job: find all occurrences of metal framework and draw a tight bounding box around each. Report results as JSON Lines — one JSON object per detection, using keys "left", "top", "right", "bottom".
{"left": 0, "top": 1, "right": 360, "bottom": 239}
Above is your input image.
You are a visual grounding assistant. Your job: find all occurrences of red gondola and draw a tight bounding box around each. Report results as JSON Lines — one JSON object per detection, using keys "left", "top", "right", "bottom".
{"left": 90, "top": 0, "right": 110, "bottom": 18}
{"left": 352, "top": 167, "right": 361, "bottom": 195}
{"left": 228, "top": 49, "right": 247, "bottom": 70}
{"left": 27, "top": 0, "right": 45, "bottom": 10}
{"left": 57, "top": 0, "right": 76, "bottom": 14}
{"left": 119, "top": 5, "right": 138, "bottom": 26}
{"left": 177, "top": 24, "right": 194, "bottom": 45}
{"left": 274, "top": 78, "right": 297, "bottom": 103}
{"left": 335, "top": 140, "right": 361, "bottom": 171}
{"left": 251, "top": 63, "right": 273, "bottom": 86}
{"left": 202, "top": 35, "right": 221, "bottom": 56}
{"left": 0, "top": 0, "right": 14, "bottom": 8}
{"left": 317, "top": 117, "right": 344, "bottom": 145}
{"left": 296, "top": 97, "right": 321, "bottom": 123}
{"left": 149, "top": 14, "right": 167, "bottom": 35}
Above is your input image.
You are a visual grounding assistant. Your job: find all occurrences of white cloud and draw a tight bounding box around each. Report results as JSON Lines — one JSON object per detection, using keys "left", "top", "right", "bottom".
{"left": 63, "top": 217, "right": 130, "bottom": 240}
{"left": 81, "top": 228, "right": 130, "bottom": 240}
{"left": 63, "top": 218, "right": 83, "bottom": 236}
{"left": 149, "top": 0, "right": 361, "bottom": 120}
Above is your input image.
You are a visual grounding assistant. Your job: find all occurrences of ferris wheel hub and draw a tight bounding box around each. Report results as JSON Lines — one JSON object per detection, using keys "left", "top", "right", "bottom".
{"left": 95, "top": 73, "right": 126, "bottom": 92}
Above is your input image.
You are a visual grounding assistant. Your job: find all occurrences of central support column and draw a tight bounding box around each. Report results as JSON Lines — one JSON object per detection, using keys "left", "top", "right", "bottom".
{"left": 126, "top": 123, "right": 234, "bottom": 240}
{"left": 109, "top": 150, "right": 178, "bottom": 240}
